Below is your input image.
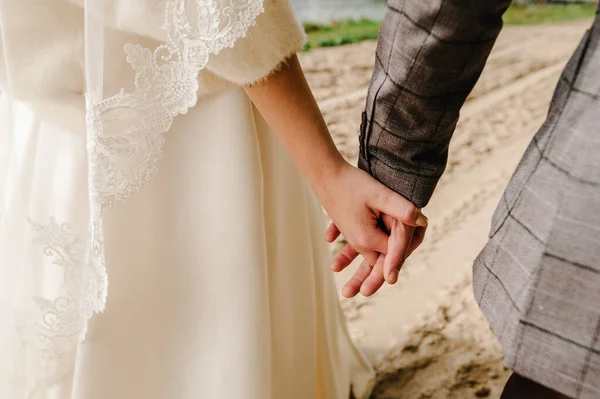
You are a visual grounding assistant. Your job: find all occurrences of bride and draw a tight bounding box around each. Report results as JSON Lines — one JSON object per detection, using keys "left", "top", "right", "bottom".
{"left": 0, "top": 1, "right": 425, "bottom": 398}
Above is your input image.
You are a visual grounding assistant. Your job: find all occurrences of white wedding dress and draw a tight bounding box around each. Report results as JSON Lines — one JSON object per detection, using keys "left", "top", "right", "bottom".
{"left": 0, "top": 1, "right": 375, "bottom": 398}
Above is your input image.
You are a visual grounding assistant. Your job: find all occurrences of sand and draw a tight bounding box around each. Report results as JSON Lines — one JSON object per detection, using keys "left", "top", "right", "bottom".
{"left": 299, "top": 21, "right": 592, "bottom": 398}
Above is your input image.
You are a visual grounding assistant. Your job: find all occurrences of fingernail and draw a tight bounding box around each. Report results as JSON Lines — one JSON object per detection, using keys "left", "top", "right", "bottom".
{"left": 388, "top": 269, "right": 399, "bottom": 284}
{"left": 416, "top": 212, "right": 428, "bottom": 227}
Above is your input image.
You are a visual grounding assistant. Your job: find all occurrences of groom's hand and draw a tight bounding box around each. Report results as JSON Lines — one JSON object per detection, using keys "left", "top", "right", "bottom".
{"left": 315, "top": 163, "right": 427, "bottom": 268}
{"left": 326, "top": 215, "right": 427, "bottom": 298}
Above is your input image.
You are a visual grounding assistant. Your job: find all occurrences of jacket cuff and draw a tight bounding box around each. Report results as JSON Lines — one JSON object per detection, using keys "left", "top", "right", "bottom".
{"left": 358, "top": 154, "right": 438, "bottom": 209}
{"left": 204, "top": 0, "right": 307, "bottom": 85}
{"left": 358, "top": 110, "right": 439, "bottom": 208}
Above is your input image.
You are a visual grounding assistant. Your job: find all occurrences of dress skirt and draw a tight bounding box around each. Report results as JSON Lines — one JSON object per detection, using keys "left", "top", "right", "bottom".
{"left": 0, "top": 87, "right": 375, "bottom": 399}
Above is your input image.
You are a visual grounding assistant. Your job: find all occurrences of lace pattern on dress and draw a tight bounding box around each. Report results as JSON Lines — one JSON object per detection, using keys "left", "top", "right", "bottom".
{"left": 12, "top": 219, "right": 88, "bottom": 398}
{"left": 88, "top": 0, "right": 264, "bottom": 208}
{"left": 18, "top": 0, "right": 264, "bottom": 396}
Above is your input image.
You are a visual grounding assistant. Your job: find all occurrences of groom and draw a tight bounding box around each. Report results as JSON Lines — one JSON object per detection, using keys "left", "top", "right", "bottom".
{"left": 330, "top": 0, "right": 600, "bottom": 398}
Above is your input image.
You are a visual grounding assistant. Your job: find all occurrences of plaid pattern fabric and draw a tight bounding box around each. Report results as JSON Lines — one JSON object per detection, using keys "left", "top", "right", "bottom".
{"left": 358, "top": 0, "right": 512, "bottom": 208}
{"left": 474, "top": 15, "right": 600, "bottom": 398}
{"left": 360, "top": 1, "right": 600, "bottom": 397}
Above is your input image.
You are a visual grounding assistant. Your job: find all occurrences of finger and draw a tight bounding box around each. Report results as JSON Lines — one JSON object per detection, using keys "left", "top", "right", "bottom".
{"left": 372, "top": 190, "right": 428, "bottom": 227}
{"left": 362, "top": 249, "right": 382, "bottom": 268}
{"left": 402, "top": 230, "right": 414, "bottom": 272}
{"left": 380, "top": 213, "right": 395, "bottom": 233}
{"left": 330, "top": 244, "right": 359, "bottom": 272}
{"left": 407, "top": 225, "right": 427, "bottom": 257}
{"left": 325, "top": 223, "right": 341, "bottom": 243}
{"left": 383, "top": 219, "right": 413, "bottom": 284}
{"left": 360, "top": 254, "right": 386, "bottom": 297}
{"left": 342, "top": 259, "right": 373, "bottom": 298}
{"left": 352, "top": 226, "right": 389, "bottom": 261}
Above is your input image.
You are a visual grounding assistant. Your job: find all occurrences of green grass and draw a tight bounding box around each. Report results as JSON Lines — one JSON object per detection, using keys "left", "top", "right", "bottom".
{"left": 303, "top": 3, "right": 598, "bottom": 51}
{"left": 503, "top": 3, "right": 597, "bottom": 25}
{"left": 303, "top": 19, "right": 381, "bottom": 51}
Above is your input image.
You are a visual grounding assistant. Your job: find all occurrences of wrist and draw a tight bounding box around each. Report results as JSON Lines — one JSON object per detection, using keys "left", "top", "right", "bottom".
{"left": 307, "top": 153, "right": 349, "bottom": 202}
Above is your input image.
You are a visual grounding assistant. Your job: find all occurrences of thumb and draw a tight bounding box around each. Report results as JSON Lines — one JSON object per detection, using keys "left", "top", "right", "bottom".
{"left": 349, "top": 224, "right": 389, "bottom": 265}
{"left": 356, "top": 226, "right": 389, "bottom": 258}
{"left": 373, "top": 189, "right": 427, "bottom": 227}
{"left": 325, "top": 223, "right": 341, "bottom": 243}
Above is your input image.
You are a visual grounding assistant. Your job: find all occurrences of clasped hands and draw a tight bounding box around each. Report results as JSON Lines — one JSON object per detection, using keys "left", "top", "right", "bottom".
{"left": 316, "top": 161, "right": 428, "bottom": 298}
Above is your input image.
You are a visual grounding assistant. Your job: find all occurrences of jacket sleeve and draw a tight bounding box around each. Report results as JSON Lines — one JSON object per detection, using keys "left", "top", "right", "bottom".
{"left": 358, "top": 0, "right": 512, "bottom": 208}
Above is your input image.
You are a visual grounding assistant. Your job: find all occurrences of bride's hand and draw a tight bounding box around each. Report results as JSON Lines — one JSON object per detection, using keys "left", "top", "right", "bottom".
{"left": 326, "top": 214, "right": 427, "bottom": 297}
{"left": 242, "top": 54, "right": 426, "bottom": 269}
{"left": 313, "top": 161, "right": 427, "bottom": 267}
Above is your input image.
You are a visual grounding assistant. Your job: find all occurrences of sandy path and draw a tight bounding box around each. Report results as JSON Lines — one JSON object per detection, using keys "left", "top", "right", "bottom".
{"left": 299, "top": 21, "right": 591, "bottom": 398}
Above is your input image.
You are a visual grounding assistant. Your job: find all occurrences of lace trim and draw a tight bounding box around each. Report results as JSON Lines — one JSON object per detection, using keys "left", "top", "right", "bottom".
{"left": 87, "top": 0, "right": 264, "bottom": 321}
{"left": 87, "top": 0, "right": 264, "bottom": 208}
{"left": 14, "top": 219, "right": 88, "bottom": 397}
{"left": 19, "top": 0, "right": 264, "bottom": 395}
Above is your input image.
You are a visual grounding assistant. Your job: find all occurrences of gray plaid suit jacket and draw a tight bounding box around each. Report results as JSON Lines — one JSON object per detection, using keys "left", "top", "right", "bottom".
{"left": 359, "top": 1, "right": 600, "bottom": 397}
